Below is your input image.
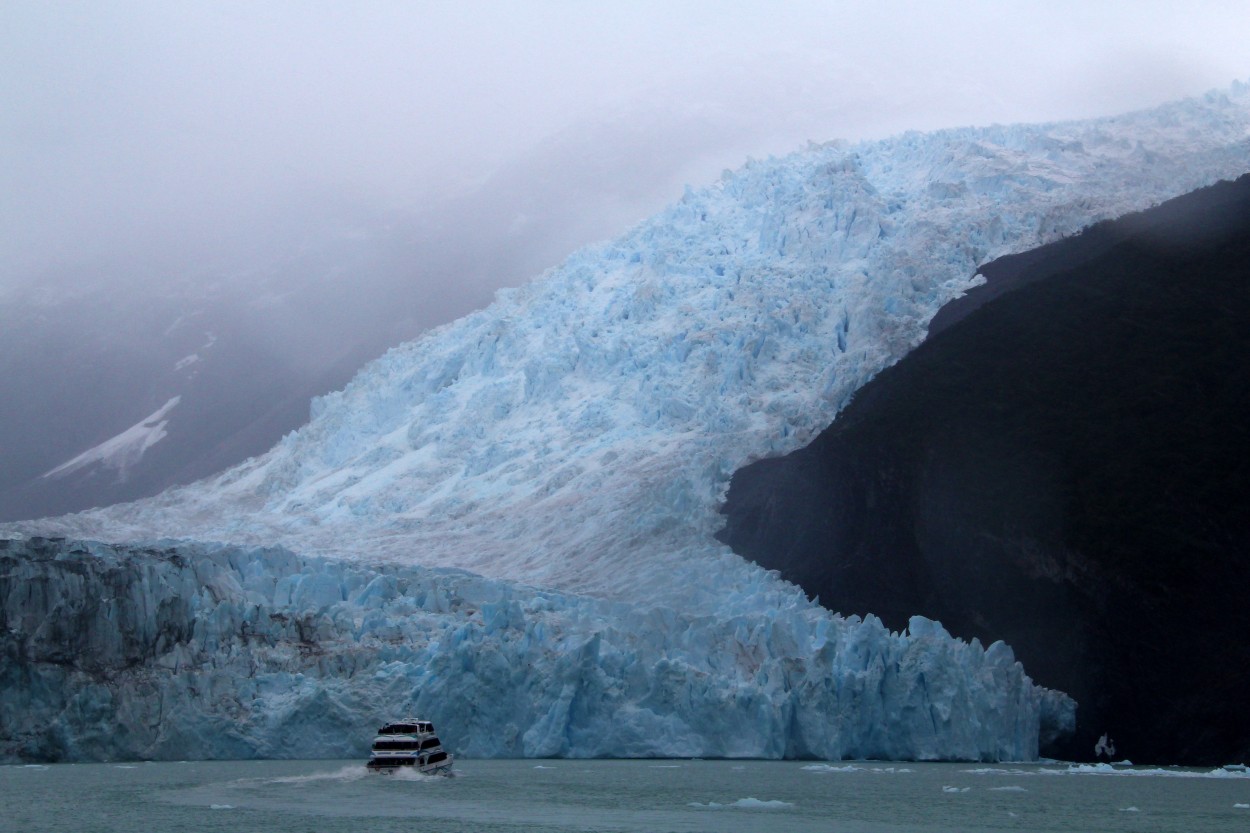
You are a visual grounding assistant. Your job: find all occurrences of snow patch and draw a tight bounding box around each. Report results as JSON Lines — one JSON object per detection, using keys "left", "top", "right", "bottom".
{"left": 42, "top": 397, "right": 181, "bottom": 481}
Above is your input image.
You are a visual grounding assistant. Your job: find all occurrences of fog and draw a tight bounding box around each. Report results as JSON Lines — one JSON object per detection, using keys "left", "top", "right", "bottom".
{"left": 4, "top": 0, "right": 1248, "bottom": 291}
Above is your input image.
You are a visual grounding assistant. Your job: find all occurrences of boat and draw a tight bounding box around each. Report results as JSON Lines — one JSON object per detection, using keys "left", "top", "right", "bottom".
{"left": 366, "top": 718, "right": 454, "bottom": 774}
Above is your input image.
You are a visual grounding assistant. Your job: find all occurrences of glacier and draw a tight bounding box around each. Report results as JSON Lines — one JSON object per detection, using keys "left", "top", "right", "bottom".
{"left": 1, "top": 536, "right": 1069, "bottom": 762}
{"left": 6, "top": 83, "right": 1250, "bottom": 762}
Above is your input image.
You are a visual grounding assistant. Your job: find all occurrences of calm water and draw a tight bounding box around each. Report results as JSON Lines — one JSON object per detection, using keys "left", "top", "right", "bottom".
{"left": 2, "top": 758, "right": 1247, "bottom": 832}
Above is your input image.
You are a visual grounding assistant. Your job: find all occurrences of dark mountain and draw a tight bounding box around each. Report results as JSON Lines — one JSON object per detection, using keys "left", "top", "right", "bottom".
{"left": 717, "top": 174, "right": 1250, "bottom": 765}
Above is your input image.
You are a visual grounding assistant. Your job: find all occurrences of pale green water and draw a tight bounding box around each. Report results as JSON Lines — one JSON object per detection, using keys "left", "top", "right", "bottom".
{"left": 2, "top": 759, "right": 1247, "bottom": 833}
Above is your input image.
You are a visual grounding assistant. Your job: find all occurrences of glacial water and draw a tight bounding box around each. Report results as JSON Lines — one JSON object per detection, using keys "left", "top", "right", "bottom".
{"left": 2, "top": 758, "right": 1247, "bottom": 832}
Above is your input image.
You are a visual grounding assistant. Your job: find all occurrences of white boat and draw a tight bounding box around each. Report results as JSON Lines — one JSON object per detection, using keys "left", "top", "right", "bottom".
{"left": 366, "top": 718, "right": 454, "bottom": 774}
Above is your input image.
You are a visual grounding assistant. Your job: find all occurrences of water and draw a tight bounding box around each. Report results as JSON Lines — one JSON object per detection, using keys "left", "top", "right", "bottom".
{"left": 1, "top": 759, "right": 1247, "bottom": 832}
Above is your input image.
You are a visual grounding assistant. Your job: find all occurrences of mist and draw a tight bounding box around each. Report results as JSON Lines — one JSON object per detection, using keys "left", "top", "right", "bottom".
{"left": 5, "top": 1, "right": 1248, "bottom": 288}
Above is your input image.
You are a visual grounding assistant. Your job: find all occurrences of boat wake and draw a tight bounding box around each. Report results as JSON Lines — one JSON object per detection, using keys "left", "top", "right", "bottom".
{"left": 256, "top": 765, "right": 369, "bottom": 785}
{"left": 388, "top": 766, "right": 459, "bottom": 782}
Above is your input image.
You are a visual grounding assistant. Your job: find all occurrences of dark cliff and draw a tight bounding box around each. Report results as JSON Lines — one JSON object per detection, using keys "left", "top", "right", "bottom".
{"left": 718, "top": 175, "right": 1250, "bottom": 765}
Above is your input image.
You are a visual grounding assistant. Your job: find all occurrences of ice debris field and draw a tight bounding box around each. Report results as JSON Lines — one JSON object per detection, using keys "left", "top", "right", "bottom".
{"left": 6, "top": 83, "right": 1250, "bottom": 762}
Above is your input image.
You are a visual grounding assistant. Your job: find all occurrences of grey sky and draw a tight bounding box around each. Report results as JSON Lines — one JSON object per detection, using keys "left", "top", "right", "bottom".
{"left": 3, "top": 0, "right": 1248, "bottom": 288}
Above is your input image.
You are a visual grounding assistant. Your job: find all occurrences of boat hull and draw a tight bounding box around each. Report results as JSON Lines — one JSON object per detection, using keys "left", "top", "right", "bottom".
{"left": 366, "top": 756, "right": 453, "bottom": 775}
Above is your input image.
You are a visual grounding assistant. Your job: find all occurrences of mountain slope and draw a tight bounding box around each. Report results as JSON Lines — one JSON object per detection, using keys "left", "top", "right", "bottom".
{"left": 717, "top": 174, "right": 1250, "bottom": 765}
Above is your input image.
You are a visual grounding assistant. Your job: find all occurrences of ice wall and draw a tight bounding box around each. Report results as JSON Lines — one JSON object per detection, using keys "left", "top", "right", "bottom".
{"left": 0, "top": 537, "right": 1071, "bottom": 763}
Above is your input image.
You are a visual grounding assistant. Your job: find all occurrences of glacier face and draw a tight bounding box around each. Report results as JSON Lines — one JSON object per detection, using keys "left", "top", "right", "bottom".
{"left": 1, "top": 537, "right": 1071, "bottom": 763}
{"left": 5, "top": 85, "right": 1250, "bottom": 762}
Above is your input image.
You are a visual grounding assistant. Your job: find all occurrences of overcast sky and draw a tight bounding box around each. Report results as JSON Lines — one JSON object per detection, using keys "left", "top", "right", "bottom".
{"left": 3, "top": 0, "right": 1249, "bottom": 291}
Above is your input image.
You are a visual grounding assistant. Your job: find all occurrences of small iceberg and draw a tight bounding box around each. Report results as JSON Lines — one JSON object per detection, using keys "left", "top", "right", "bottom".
{"left": 689, "top": 798, "right": 794, "bottom": 809}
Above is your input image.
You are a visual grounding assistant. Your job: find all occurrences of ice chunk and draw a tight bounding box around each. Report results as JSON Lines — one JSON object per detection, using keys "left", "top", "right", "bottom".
{"left": 730, "top": 798, "right": 793, "bottom": 809}
{"left": 690, "top": 798, "right": 794, "bottom": 809}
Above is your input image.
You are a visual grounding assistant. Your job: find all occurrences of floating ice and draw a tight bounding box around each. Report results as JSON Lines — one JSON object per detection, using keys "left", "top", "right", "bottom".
{"left": 733, "top": 798, "right": 793, "bottom": 809}
{"left": 802, "top": 764, "right": 912, "bottom": 774}
{"left": 1056, "top": 765, "right": 1250, "bottom": 779}
{"left": 967, "top": 764, "right": 1250, "bottom": 779}
{"left": 803, "top": 764, "right": 865, "bottom": 773}
{"left": 690, "top": 798, "right": 794, "bottom": 809}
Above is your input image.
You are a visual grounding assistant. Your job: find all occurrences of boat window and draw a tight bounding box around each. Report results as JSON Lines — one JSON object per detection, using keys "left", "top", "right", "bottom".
{"left": 427, "top": 751, "right": 447, "bottom": 764}
{"left": 419, "top": 737, "right": 441, "bottom": 750}
{"left": 373, "top": 740, "right": 421, "bottom": 751}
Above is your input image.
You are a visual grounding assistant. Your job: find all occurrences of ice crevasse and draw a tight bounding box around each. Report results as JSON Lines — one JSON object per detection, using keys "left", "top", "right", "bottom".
{"left": 7, "top": 83, "right": 1250, "bottom": 761}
